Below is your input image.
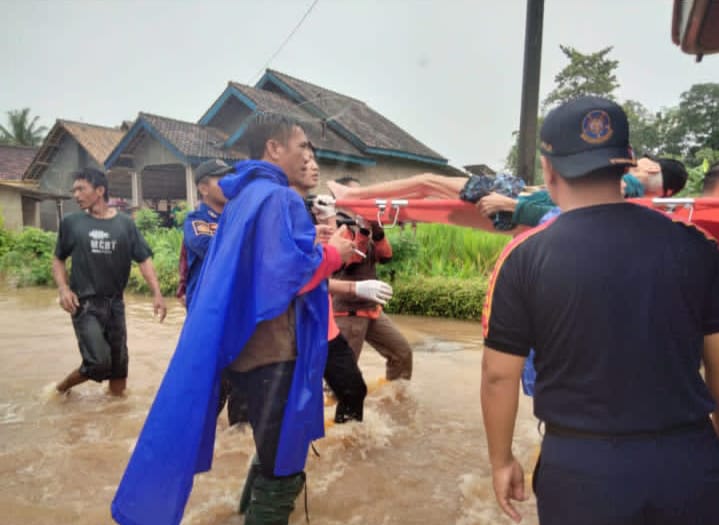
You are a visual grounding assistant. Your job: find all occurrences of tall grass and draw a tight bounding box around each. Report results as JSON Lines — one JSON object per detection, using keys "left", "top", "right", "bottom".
{"left": 378, "top": 223, "right": 510, "bottom": 281}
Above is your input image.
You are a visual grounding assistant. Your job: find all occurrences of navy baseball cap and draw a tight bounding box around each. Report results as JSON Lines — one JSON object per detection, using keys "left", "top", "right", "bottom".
{"left": 540, "top": 96, "right": 636, "bottom": 179}
{"left": 194, "top": 158, "right": 233, "bottom": 184}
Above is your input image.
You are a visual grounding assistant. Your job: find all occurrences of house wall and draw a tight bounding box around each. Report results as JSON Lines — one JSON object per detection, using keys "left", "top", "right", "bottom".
{"left": 207, "top": 96, "right": 252, "bottom": 137}
{"left": 0, "top": 187, "right": 24, "bottom": 231}
{"left": 38, "top": 135, "right": 102, "bottom": 231}
{"left": 131, "top": 134, "right": 185, "bottom": 174}
{"left": 21, "top": 197, "right": 40, "bottom": 228}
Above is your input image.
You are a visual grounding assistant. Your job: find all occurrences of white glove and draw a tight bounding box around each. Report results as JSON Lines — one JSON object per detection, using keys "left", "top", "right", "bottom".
{"left": 354, "top": 280, "right": 393, "bottom": 305}
{"left": 312, "top": 194, "right": 336, "bottom": 220}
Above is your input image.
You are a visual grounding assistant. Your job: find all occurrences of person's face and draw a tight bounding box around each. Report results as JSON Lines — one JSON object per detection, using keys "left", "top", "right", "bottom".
{"left": 628, "top": 157, "right": 663, "bottom": 196}
{"left": 297, "top": 151, "right": 320, "bottom": 193}
{"left": 275, "top": 126, "right": 311, "bottom": 187}
{"left": 198, "top": 176, "right": 227, "bottom": 209}
{"left": 72, "top": 178, "right": 104, "bottom": 210}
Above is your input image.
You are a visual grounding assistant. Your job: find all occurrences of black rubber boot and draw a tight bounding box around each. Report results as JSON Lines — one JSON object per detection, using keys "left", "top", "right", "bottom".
{"left": 238, "top": 455, "right": 262, "bottom": 515}
{"left": 243, "top": 471, "right": 306, "bottom": 525}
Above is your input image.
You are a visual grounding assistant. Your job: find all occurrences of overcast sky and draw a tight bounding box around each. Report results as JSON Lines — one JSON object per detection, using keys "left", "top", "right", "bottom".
{"left": 2, "top": 0, "right": 718, "bottom": 170}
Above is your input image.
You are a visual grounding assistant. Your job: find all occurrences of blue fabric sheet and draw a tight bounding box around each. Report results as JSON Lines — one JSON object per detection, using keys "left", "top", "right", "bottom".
{"left": 111, "top": 160, "right": 328, "bottom": 525}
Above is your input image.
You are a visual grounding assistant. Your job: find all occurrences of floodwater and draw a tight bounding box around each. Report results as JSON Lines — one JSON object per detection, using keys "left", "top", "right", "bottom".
{"left": 0, "top": 286, "right": 540, "bottom": 525}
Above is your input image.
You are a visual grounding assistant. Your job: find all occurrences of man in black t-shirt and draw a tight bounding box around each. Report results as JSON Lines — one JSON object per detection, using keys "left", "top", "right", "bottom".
{"left": 53, "top": 168, "right": 166, "bottom": 396}
{"left": 480, "top": 97, "right": 719, "bottom": 525}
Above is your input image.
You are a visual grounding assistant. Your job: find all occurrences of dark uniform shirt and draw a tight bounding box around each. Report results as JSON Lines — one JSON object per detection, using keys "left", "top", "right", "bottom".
{"left": 183, "top": 203, "right": 220, "bottom": 308}
{"left": 55, "top": 211, "right": 152, "bottom": 299}
{"left": 483, "top": 202, "right": 719, "bottom": 434}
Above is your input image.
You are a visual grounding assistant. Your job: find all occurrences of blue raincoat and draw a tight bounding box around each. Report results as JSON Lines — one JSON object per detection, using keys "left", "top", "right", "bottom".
{"left": 112, "top": 160, "right": 329, "bottom": 525}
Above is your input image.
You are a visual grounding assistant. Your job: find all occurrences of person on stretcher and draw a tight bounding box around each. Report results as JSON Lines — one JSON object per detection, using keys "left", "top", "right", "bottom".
{"left": 327, "top": 156, "right": 688, "bottom": 232}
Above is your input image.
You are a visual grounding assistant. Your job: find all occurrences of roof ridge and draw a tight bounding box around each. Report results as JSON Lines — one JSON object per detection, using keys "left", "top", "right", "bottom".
{"left": 58, "top": 119, "right": 124, "bottom": 132}
{"left": 139, "top": 112, "right": 212, "bottom": 128}
{"left": 265, "top": 68, "right": 365, "bottom": 105}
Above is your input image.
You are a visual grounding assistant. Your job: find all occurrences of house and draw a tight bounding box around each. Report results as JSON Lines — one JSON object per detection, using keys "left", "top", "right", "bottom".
{"left": 0, "top": 144, "right": 69, "bottom": 231}
{"left": 104, "top": 112, "right": 246, "bottom": 213}
{"left": 26, "top": 69, "right": 465, "bottom": 231}
{"left": 23, "top": 120, "right": 126, "bottom": 230}
{"left": 198, "top": 69, "right": 463, "bottom": 186}
{"left": 104, "top": 69, "right": 464, "bottom": 213}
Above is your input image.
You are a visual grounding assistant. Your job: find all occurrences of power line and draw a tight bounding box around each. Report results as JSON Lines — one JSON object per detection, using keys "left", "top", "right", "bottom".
{"left": 248, "top": 0, "right": 321, "bottom": 84}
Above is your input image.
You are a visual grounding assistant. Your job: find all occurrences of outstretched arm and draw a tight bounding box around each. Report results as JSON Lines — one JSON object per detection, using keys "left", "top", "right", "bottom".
{"left": 328, "top": 173, "right": 467, "bottom": 200}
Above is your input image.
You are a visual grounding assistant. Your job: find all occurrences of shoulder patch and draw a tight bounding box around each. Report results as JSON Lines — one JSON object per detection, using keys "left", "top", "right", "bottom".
{"left": 191, "top": 220, "right": 218, "bottom": 236}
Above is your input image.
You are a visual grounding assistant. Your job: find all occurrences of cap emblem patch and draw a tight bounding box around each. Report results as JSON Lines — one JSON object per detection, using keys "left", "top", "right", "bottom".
{"left": 580, "top": 110, "right": 613, "bottom": 144}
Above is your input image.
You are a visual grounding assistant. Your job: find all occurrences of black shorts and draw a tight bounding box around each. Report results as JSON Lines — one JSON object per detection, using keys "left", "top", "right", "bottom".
{"left": 72, "top": 296, "right": 128, "bottom": 382}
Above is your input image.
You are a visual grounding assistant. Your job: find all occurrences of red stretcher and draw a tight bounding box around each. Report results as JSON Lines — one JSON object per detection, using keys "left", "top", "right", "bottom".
{"left": 631, "top": 197, "right": 719, "bottom": 239}
{"left": 336, "top": 198, "right": 491, "bottom": 230}
{"left": 337, "top": 197, "right": 719, "bottom": 239}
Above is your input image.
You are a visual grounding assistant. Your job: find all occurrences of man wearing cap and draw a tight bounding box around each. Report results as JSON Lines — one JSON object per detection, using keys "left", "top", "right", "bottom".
{"left": 481, "top": 96, "right": 719, "bottom": 525}
{"left": 179, "top": 158, "right": 233, "bottom": 309}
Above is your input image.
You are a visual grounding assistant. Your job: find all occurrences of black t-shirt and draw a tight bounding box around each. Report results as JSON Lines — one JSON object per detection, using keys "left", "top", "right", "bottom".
{"left": 483, "top": 202, "right": 719, "bottom": 434}
{"left": 55, "top": 211, "right": 153, "bottom": 299}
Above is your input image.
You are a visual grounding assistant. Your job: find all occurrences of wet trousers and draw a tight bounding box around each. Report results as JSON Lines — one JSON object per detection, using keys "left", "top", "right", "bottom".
{"left": 335, "top": 312, "right": 412, "bottom": 380}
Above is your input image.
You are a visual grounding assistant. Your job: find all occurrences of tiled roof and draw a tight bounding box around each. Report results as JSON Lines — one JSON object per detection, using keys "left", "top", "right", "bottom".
{"left": 228, "top": 83, "right": 368, "bottom": 159}
{"left": 23, "top": 120, "right": 126, "bottom": 180}
{"left": 60, "top": 120, "right": 125, "bottom": 166}
{"left": 139, "top": 113, "right": 246, "bottom": 162}
{"left": 264, "top": 69, "right": 446, "bottom": 161}
{"left": 0, "top": 144, "right": 38, "bottom": 180}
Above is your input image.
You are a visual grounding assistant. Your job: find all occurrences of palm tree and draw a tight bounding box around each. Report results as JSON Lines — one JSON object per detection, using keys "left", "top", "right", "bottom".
{"left": 0, "top": 108, "right": 48, "bottom": 146}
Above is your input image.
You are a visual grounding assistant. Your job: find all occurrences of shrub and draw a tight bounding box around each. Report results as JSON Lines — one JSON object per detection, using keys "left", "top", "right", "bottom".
{"left": 0, "top": 227, "right": 57, "bottom": 286}
{"left": 134, "top": 208, "right": 161, "bottom": 236}
{"left": 127, "top": 228, "right": 183, "bottom": 296}
{"left": 385, "top": 275, "right": 488, "bottom": 320}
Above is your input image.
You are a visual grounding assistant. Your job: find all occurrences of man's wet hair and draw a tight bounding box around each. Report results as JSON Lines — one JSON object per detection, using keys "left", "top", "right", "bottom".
{"left": 73, "top": 167, "right": 109, "bottom": 202}
{"left": 245, "top": 113, "right": 303, "bottom": 160}
{"left": 704, "top": 161, "right": 719, "bottom": 195}
{"left": 335, "top": 176, "right": 360, "bottom": 186}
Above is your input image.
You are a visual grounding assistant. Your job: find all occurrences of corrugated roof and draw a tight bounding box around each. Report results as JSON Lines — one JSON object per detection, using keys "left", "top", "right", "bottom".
{"left": 0, "top": 144, "right": 38, "bottom": 180}
{"left": 264, "top": 69, "right": 446, "bottom": 161}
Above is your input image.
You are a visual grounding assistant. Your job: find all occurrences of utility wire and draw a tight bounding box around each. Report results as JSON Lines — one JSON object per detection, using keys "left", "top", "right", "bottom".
{"left": 248, "top": 0, "right": 321, "bottom": 84}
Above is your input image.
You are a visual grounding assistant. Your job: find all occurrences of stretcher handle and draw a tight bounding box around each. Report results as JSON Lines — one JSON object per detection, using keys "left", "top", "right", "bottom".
{"left": 374, "top": 199, "right": 407, "bottom": 229}
{"left": 651, "top": 197, "right": 695, "bottom": 221}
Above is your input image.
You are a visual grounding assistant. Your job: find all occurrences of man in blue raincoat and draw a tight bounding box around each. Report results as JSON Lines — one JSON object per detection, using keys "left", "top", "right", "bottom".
{"left": 112, "top": 114, "right": 355, "bottom": 525}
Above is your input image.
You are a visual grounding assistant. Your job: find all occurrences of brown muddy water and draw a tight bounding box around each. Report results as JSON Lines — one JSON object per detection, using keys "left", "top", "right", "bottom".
{"left": 0, "top": 287, "right": 540, "bottom": 525}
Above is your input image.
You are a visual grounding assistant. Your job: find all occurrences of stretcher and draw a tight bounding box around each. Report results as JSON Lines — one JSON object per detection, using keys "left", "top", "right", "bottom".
{"left": 337, "top": 197, "right": 719, "bottom": 239}
{"left": 631, "top": 197, "right": 719, "bottom": 239}
{"left": 336, "top": 198, "right": 483, "bottom": 229}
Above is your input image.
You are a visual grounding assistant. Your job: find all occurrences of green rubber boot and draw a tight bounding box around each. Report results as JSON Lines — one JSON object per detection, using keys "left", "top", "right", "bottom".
{"left": 243, "top": 471, "right": 306, "bottom": 525}
{"left": 238, "top": 455, "right": 262, "bottom": 515}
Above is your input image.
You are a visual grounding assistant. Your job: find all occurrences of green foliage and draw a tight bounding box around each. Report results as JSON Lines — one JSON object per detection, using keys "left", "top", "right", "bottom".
{"left": 0, "top": 227, "right": 56, "bottom": 286}
{"left": 0, "top": 108, "right": 48, "bottom": 146}
{"left": 127, "top": 228, "right": 183, "bottom": 296}
{"left": 623, "top": 100, "right": 662, "bottom": 156}
{"left": 675, "top": 83, "right": 719, "bottom": 157}
{"left": 172, "top": 201, "right": 190, "bottom": 228}
{"left": 378, "top": 223, "right": 509, "bottom": 281}
{"left": 385, "top": 276, "right": 488, "bottom": 320}
{"left": 543, "top": 45, "right": 619, "bottom": 110}
{"left": 0, "top": 218, "right": 510, "bottom": 319}
{"left": 134, "top": 208, "right": 161, "bottom": 236}
{"left": 0, "top": 211, "right": 14, "bottom": 258}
